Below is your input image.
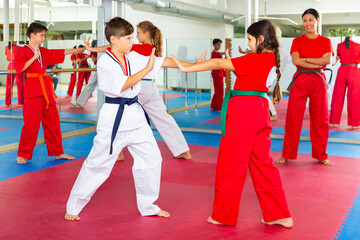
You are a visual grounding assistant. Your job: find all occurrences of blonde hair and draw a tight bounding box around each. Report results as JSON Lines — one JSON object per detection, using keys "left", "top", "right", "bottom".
{"left": 137, "top": 21, "right": 163, "bottom": 57}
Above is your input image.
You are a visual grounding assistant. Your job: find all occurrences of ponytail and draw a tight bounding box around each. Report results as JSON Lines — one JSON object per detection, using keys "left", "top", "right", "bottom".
{"left": 137, "top": 21, "right": 163, "bottom": 57}
{"left": 247, "top": 20, "right": 282, "bottom": 104}
{"left": 153, "top": 27, "right": 163, "bottom": 57}
{"left": 345, "top": 37, "right": 351, "bottom": 49}
{"left": 272, "top": 47, "right": 282, "bottom": 104}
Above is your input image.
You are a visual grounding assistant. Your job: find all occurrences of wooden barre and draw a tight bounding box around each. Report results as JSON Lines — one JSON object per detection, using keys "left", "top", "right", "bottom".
{"left": 3, "top": 68, "right": 97, "bottom": 74}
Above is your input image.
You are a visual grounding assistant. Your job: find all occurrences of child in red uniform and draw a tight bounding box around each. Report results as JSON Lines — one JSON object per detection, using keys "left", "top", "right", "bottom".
{"left": 210, "top": 39, "right": 226, "bottom": 111}
{"left": 75, "top": 45, "right": 91, "bottom": 97}
{"left": 277, "top": 9, "right": 333, "bottom": 166}
{"left": 14, "top": 22, "right": 83, "bottom": 164}
{"left": 5, "top": 41, "right": 25, "bottom": 107}
{"left": 172, "top": 20, "right": 293, "bottom": 228}
{"left": 330, "top": 37, "right": 360, "bottom": 128}
{"left": 66, "top": 46, "right": 78, "bottom": 98}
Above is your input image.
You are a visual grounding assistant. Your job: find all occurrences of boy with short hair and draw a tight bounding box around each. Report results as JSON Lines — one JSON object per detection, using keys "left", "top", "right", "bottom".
{"left": 65, "top": 17, "right": 207, "bottom": 221}
{"left": 14, "top": 22, "right": 83, "bottom": 164}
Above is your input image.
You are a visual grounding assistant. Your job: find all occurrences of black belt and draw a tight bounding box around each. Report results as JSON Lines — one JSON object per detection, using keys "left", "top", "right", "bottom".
{"left": 341, "top": 64, "right": 357, "bottom": 66}
{"left": 287, "top": 68, "right": 326, "bottom": 91}
{"left": 105, "top": 96, "right": 150, "bottom": 154}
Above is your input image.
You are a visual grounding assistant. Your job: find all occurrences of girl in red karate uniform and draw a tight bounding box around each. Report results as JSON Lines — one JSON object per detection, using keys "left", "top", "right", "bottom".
{"left": 15, "top": 23, "right": 84, "bottom": 164}
{"left": 172, "top": 20, "right": 293, "bottom": 228}
{"left": 277, "top": 8, "right": 333, "bottom": 166}
{"left": 66, "top": 46, "right": 78, "bottom": 97}
{"left": 330, "top": 37, "right": 360, "bottom": 128}
{"left": 5, "top": 42, "right": 25, "bottom": 107}
{"left": 75, "top": 45, "right": 91, "bottom": 97}
{"left": 210, "top": 39, "right": 227, "bottom": 111}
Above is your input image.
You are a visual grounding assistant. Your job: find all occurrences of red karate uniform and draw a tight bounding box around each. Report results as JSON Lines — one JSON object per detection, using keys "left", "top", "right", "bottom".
{"left": 211, "top": 53, "right": 290, "bottom": 225}
{"left": 5, "top": 44, "right": 25, "bottom": 106}
{"left": 210, "top": 51, "right": 226, "bottom": 111}
{"left": 67, "top": 54, "right": 77, "bottom": 96}
{"left": 330, "top": 40, "right": 360, "bottom": 126}
{"left": 15, "top": 44, "right": 65, "bottom": 160}
{"left": 75, "top": 53, "right": 91, "bottom": 96}
{"left": 282, "top": 35, "right": 332, "bottom": 161}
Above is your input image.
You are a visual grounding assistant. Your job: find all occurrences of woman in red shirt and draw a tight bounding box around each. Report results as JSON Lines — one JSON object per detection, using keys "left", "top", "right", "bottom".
{"left": 277, "top": 8, "right": 333, "bottom": 166}
{"left": 330, "top": 37, "right": 360, "bottom": 128}
{"left": 172, "top": 20, "right": 293, "bottom": 228}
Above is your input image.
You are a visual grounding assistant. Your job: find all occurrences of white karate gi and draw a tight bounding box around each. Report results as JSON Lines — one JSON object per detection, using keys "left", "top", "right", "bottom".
{"left": 138, "top": 80, "right": 189, "bottom": 157}
{"left": 66, "top": 50, "right": 165, "bottom": 216}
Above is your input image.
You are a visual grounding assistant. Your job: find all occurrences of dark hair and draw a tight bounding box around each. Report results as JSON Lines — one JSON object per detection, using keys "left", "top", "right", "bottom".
{"left": 247, "top": 19, "right": 282, "bottom": 104}
{"left": 345, "top": 37, "right": 351, "bottom": 49}
{"left": 26, "top": 22, "right": 48, "bottom": 39}
{"left": 137, "top": 21, "right": 163, "bottom": 57}
{"left": 105, "top": 17, "right": 134, "bottom": 43}
{"left": 78, "top": 44, "right": 84, "bottom": 48}
{"left": 73, "top": 46, "right": 77, "bottom": 49}
{"left": 91, "top": 40, "right": 97, "bottom": 48}
{"left": 302, "top": 8, "right": 319, "bottom": 20}
{"left": 212, "top": 39, "right": 222, "bottom": 45}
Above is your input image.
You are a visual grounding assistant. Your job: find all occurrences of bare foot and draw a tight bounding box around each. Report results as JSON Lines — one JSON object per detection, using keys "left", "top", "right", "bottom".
{"left": 270, "top": 115, "right": 278, "bottom": 121}
{"left": 352, "top": 126, "right": 360, "bottom": 129}
{"left": 66, "top": 94, "right": 72, "bottom": 98}
{"left": 329, "top": 123, "right": 334, "bottom": 127}
{"left": 76, "top": 104, "right": 84, "bottom": 109}
{"left": 70, "top": 103, "right": 76, "bottom": 108}
{"left": 156, "top": 210, "right": 170, "bottom": 218}
{"left": 16, "top": 156, "right": 27, "bottom": 164}
{"left": 64, "top": 212, "right": 80, "bottom": 221}
{"left": 275, "top": 157, "right": 287, "bottom": 164}
{"left": 19, "top": 104, "right": 23, "bottom": 107}
{"left": 318, "top": 159, "right": 333, "bottom": 166}
{"left": 262, "top": 217, "right": 294, "bottom": 228}
{"left": 116, "top": 151, "right": 124, "bottom": 162}
{"left": 55, "top": 153, "right": 76, "bottom": 160}
{"left": 175, "top": 151, "right": 192, "bottom": 160}
{"left": 207, "top": 216, "right": 225, "bottom": 225}
{"left": 6, "top": 104, "right": 11, "bottom": 108}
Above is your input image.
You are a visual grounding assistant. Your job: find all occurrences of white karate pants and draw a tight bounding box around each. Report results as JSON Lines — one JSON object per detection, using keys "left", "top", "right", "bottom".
{"left": 71, "top": 71, "right": 97, "bottom": 107}
{"left": 138, "top": 80, "right": 189, "bottom": 157}
{"left": 66, "top": 124, "right": 162, "bottom": 216}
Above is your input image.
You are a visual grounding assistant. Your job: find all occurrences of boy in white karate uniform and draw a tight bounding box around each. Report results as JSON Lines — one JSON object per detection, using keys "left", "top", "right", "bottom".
{"left": 65, "top": 17, "right": 206, "bottom": 221}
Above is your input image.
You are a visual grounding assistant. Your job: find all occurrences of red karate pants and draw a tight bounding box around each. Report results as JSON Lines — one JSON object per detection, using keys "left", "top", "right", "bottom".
{"left": 330, "top": 66, "right": 360, "bottom": 126}
{"left": 5, "top": 71, "right": 24, "bottom": 106}
{"left": 18, "top": 96, "right": 64, "bottom": 160}
{"left": 67, "top": 72, "right": 77, "bottom": 96}
{"left": 283, "top": 72, "right": 329, "bottom": 160}
{"left": 212, "top": 96, "right": 290, "bottom": 225}
{"left": 211, "top": 73, "right": 224, "bottom": 111}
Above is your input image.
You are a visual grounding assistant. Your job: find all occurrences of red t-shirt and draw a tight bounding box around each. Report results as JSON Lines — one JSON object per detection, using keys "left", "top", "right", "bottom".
{"left": 130, "top": 44, "right": 159, "bottom": 57}
{"left": 15, "top": 44, "right": 65, "bottom": 99}
{"left": 70, "top": 54, "right": 77, "bottom": 67}
{"left": 290, "top": 34, "right": 333, "bottom": 70}
{"left": 337, "top": 41, "right": 360, "bottom": 65}
{"left": 211, "top": 51, "right": 226, "bottom": 78}
{"left": 77, "top": 53, "right": 89, "bottom": 68}
{"left": 90, "top": 51, "right": 98, "bottom": 65}
{"left": 231, "top": 52, "right": 276, "bottom": 92}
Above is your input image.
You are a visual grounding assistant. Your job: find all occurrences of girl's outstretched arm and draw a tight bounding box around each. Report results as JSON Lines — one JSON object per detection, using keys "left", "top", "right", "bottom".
{"left": 171, "top": 55, "right": 234, "bottom": 73}
{"left": 162, "top": 49, "right": 209, "bottom": 68}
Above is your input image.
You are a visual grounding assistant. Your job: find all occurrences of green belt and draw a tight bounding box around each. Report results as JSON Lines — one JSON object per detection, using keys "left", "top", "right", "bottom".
{"left": 141, "top": 79, "right": 154, "bottom": 81}
{"left": 221, "top": 90, "right": 267, "bottom": 136}
{"left": 78, "top": 63, "right": 89, "bottom": 67}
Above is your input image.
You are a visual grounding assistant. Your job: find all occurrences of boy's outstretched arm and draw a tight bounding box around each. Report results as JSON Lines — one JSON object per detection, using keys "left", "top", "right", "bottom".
{"left": 83, "top": 37, "right": 109, "bottom": 53}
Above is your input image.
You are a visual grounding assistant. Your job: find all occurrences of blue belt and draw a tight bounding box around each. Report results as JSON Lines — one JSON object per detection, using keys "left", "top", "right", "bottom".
{"left": 105, "top": 96, "right": 150, "bottom": 154}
